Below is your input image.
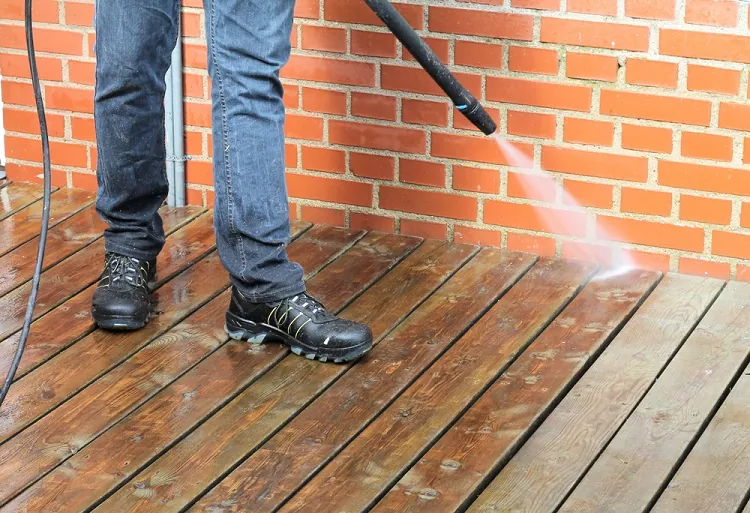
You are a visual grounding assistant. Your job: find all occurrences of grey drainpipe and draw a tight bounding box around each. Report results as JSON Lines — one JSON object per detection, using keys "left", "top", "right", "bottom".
{"left": 165, "top": 19, "right": 186, "bottom": 207}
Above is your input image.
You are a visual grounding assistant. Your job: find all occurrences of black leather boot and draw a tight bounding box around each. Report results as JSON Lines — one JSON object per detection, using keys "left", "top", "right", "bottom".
{"left": 91, "top": 252, "right": 157, "bottom": 330}
{"left": 225, "top": 287, "right": 373, "bottom": 363}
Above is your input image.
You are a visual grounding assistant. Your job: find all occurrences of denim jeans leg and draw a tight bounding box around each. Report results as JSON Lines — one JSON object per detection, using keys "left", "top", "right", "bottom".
{"left": 204, "top": 0, "right": 306, "bottom": 303}
{"left": 93, "top": 0, "right": 180, "bottom": 261}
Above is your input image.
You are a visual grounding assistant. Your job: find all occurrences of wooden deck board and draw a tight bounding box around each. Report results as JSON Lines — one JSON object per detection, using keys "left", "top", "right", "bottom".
{"left": 0, "top": 195, "right": 748, "bottom": 513}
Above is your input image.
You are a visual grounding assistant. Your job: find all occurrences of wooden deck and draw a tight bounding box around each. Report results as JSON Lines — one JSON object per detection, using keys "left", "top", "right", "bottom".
{"left": 0, "top": 181, "right": 748, "bottom": 513}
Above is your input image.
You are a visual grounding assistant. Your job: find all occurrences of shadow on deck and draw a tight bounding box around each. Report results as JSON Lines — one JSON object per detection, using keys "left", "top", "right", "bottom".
{"left": 0, "top": 182, "right": 748, "bottom": 513}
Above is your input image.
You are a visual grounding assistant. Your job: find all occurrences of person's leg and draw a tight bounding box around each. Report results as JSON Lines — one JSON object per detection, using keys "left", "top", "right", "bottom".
{"left": 91, "top": 0, "right": 179, "bottom": 329}
{"left": 206, "top": 0, "right": 372, "bottom": 362}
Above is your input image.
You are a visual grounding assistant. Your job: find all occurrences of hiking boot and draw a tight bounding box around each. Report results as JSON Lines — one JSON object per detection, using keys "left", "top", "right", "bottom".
{"left": 91, "top": 252, "right": 157, "bottom": 331}
{"left": 224, "top": 287, "right": 373, "bottom": 363}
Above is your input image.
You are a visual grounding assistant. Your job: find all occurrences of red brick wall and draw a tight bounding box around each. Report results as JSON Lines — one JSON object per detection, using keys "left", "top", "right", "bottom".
{"left": 2, "top": 0, "right": 750, "bottom": 279}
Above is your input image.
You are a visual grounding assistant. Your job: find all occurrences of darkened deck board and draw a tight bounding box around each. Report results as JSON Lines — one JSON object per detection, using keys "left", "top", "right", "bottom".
{"left": 0, "top": 184, "right": 748, "bottom": 513}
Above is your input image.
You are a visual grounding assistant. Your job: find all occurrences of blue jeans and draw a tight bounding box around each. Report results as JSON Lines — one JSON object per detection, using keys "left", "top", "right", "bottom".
{"left": 93, "top": 0, "right": 306, "bottom": 303}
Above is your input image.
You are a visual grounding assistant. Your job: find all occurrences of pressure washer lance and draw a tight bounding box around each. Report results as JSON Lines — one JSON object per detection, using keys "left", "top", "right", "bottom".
{"left": 0, "top": 0, "right": 499, "bottom": 410}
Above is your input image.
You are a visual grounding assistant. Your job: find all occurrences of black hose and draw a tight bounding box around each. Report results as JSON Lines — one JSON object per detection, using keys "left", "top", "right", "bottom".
{"left": 364, "top": 0, "right": 498, "bottom": 135}
{"left": 0, "top": 0, "right": 51, "bottom": 409}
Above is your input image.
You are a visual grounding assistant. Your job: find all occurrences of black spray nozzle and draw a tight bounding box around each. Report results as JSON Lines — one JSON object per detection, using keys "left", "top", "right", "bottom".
{"left": 364, "top": 0, "right": 498, "bottom": 136}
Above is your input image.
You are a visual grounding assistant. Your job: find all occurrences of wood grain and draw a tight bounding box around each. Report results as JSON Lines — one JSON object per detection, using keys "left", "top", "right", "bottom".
{"left": 467, "top": 273, "right": 725, "bottom": 513}
{"left": 277, "top": 257, "right": 596, "bottom": 513}
{"left": 185, "top": 248, "right": 534, "bottom": 513}
{"left": 373, "top": 268, "right": 661, "bottom": 513}
{"left": 0, "top": 223, "right": 355, "bottom": 512}
{"left": 559, "top": 280, "right": 750, "bottom": 513}
{"left": 95, "top": 239, "right": 466, "bottom": 513}
{"left": 0, "top": 183, "right": 50, "bottom": 221}
{"left": 0, "top": 212, "right": 218, "bottom": 446}
{"left": 0, "top": 188, "right": 93, "bottom": 257}
{"left": 0, "top": 206, "right": 203, "bottom": 341}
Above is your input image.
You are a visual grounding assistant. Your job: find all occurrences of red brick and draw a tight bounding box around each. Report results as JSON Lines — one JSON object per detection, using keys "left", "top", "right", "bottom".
{"left": 542, "top": 147, "right": 648, "bottom": 182}
{"left": 745, "top": 138, "right": 750, "bottom": 164}
{"left": 429, "top": 7, "right": 533, "bottom": 41}
{"left": 453, "top": 106, "right": 501, "bottom": 132}
{"left": 507, "top": 232, "right": 557, "bottom": 256}
{"left": 184, "top": 43, "right": 207, "bottom": 69}
{"left": 6, "top": 136, "right": 88, "bottom": 168}
{"left": 485, "top": 201, "right": 587, "bottom": 237}
{"left": 63, "top": 2, "right": 92, "bottom": 25}
{"left": 568, "top": 0, "right": 617, "bottom": 15}
{"left": 0, "top": 53, "right": 62, "bottom": 81}
{"left": 507, "top": 110, "right": 556, "bottom": 139}
{"left": 2, "top": 0, "right": 59, "bottom": 23}
{"left": 350, "top": 213, "right": 395, "bottom": 233}
{"left": 45, "top": 86, "right": 93, "bottom": 114}
{"left": 301, "top": 146, "right": 346, "bottom": 174}
{"left": 681, "top": 131, "right": 733, "bottom": 161}
{"left": 490, "top": 77, "right": 592, "bottom": 112}
{"left": 301, "top": 26, "right": 347, "bottom": 53}
{"left": 185, "top": 102, "right": 211, "bottom": 128}
{"left": 71, "top": 116, "right": 95, "bottom": 142}
{"left": 563, "top": 118, "right": 614, "bottom": 146}
{"left": 687, "top": 64, "right": 740, "bottom": 95}
{"left": 185, "top": 160, "right": 213, "bottom": 185}
{"left": 679, "top": 195, "right": 732, "bottom": 225}
{"left": 508, "top": 46, "right": 558, "bottom": 75}
{"left": 600, "top": 90, "right": 711, "bottom": 126}
{"left": 454, "top": 41, "right": 503, "bottom": 69}
{"left": 403, "top": 38, "right": 450, "bottom": 63}
{"left": 1, "top": 81, "right": 34, "bottom": 107}
{"left": 184, "top": 131, "right": 203, "bottom": 156}
{"left": 350, "top": 31, "right": 397, "bottom": 58}
{"left": 453, "top": 226, "right": 501, "bottom": 247}
{"left": 3, "top": 108, "right": 65, "bottom": 137}
{"left": 351, "top": 92, "right": 397, "bottom": 121}
{"left": 625, "top": 59, "right": 679, "bottom": 88}
{"left": 186, "top": 188, "right": 205, "bottom": 207}
{"left": 350, "top": 152, "right": 395, "bottom": 180}
{"left": 301, "top": 87, "right": 347, "bottom": 116}
{"left": 507, "top": 172, "right": 556, "bottom": 202}
{"left": 324, "top": 0, "right": 423, "bottom": 29}
{"left": 563, "top": 179, "right": 613, "bottom": 208}
{"left": 658, "top": 160, "right": 750, "bottom": 195}
{"left": 180, "top": 12, "right": 202, "bottom": 37}
{"left": 281, "top": 55, "right": 375, "bottom": 87}
{"left": 402, "top": 99, "right": 448, "bottom": 127}
{"left": 286, "top": 144, "right": 298, "bottom": 167}
{"left": 431, "top": 132, "right": 534, "bottom": 166}
{"left": 285, "top": 114, "right": 324, "bottom": 141}
{"left": 380, "top": 186, "right": 477, "bottom": 221}
{"left": 453, "top": 166, "right": 501, "bottom": 194}
{"left": 621, "top": 187, "right": 673, "bottom": 217}
{"left": 382, "top": 65, "right": 482, "bottom": 98}
{"left": 737, "top": 265, "right": 750, "bottom": 282}
{"left": 741, "top": 203, "right": 750, "bottom": 228}
{"left": 660, "top": 29, "right": 750, "bottom": 64}
{"left": 287, "top": 173, "right": 373, "bottom": 206}
{"left": 562, "top": 242, "right": 613, "bottom": 266}
{"left": 184, "top": 73, "right": 205, "bottom": 99}
{"left": 71, "top": 172, "right": 98, "bottom": 191}
{"left": 1, "top": 25, "right": 83, "bottom": 55}
{"left": 329, "top": 120, "right": 426, "bottom": 153}
{"left": 620, "top": 249, "right": 670, "bottom": 272}
{"left": 718, "top": 102, "right": 750, "bottom": 131}
{"left": 596, "top": 216, "right": 704, "bottom": 252}
{"left": 301, "top": 206, "right": 346, "bottom": 227}
{"left": 678, "top": 257, "right": 731, "bottom": 279}
{"left": 400, "top": 219, "right": 447, "bottom": 240}
{"left": 685, "top": 0, "right": 737, "bottom": 27}
{"left": 541, "top": 18, "right": 649, "bottom": 51}
{"left": 511, "top": 0, "right": 561, "bottom": 10}
{"left": 566, "top": 52, "right": 618, "bottom": 82}
{"left": 4, "top": 163, "right": 67, "bottom": 187}
{"left": 621, "top": 124, "right": 673, "bottom": 153}
{"left": 399, "top": 159, "right": 445, "bottom": 187}
{"left": 69, "top": 60, "right": 95, "bottom": 85}
{"left": 713, "top": 231, "right": 750, "bottom": 260}
{"left": 295, "top": 0, "right": 320, "bottom": 18}
{"left": 625, "top": 0, "right": 675, "bottom": 19}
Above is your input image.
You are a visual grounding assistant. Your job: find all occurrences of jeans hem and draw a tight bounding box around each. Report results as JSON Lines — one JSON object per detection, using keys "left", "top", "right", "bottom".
{"left": 231, "top": 279, "right": 307, "bottom": 304}
{"left": 104, "top": 241, "right": 161, "bottom": 262}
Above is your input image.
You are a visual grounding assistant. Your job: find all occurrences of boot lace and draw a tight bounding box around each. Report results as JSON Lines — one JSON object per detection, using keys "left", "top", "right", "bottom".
{"left": 103, "top": 253, "right": 150, "bottom": 289}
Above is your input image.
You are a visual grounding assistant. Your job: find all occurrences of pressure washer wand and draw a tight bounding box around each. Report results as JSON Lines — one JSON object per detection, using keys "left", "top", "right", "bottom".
{"left": 364, "top": 0, "right": 497, "bottom": 136}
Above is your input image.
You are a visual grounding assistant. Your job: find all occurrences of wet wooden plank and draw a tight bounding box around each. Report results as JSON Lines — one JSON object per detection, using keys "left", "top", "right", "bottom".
{"left": 0, "top": 218, "right": 310, "bottom": 381}
{"left": 0, "top": 224, "right": 358, "bottom": 511}
{"left": 94, "top": 238, "right": 461, "bottom": 513}
{"left": 373, "top": 268, "right": 661, "bottom": 513}
{"left": 188, "top": 247, "right": 536, "bottom": 513}
{"left": 275, "top": 257, "right": 595, "bottom": 513}
{"left": 0, "top": 211, "right": 216, "bottom": 447}
{"left": 649, "top": 369, "right": 750, "bottom": 513}
{"left": 467, "top": 273, "right": 725, "bottom": 513}
{"left": 0, "top": 187, "right": 94, "bottom": 257}
{"left": 0, "top": 182, "right": 51, "bottom": 221}
{"left": 5, "top": 230, "right": 417, "bottom": 513}
{"left": 559, "top": 281, "right": 750, "bottom": 513}
{"left": 0, "top": 203, "right": 107, "bottom": 297}
{"left": 0, "top": 206, "right": 203, "bottom": 342}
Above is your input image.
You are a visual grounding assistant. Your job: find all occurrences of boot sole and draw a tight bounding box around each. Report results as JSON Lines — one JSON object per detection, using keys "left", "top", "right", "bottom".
{"left": 93, "top": 314, "right": 148, "bottom": 331}
{"left": 224, "top": 311, "right": 371, "bottom": 364}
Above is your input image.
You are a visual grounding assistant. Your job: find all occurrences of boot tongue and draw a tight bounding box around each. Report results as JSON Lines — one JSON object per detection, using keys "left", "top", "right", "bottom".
{"left": 108, "top": 255, "right": 146, "bottom": 289}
